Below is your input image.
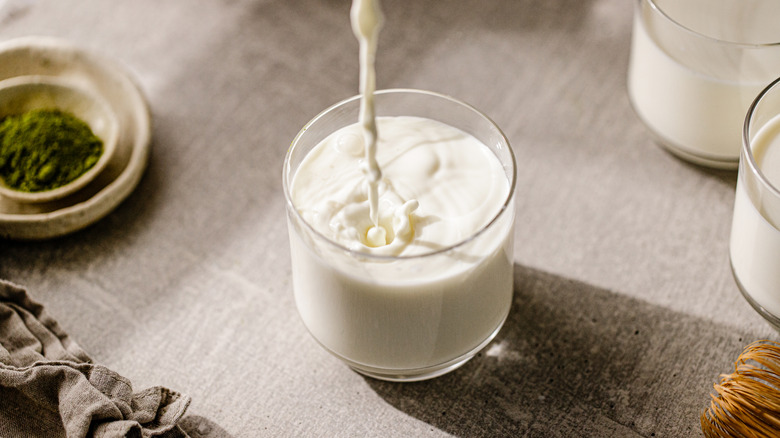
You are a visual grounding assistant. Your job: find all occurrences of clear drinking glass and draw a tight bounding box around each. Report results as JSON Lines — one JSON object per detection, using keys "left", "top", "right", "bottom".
{"left": 283, "top": 89, "right": 517, "bottom": 382}
{"left": 627, "top": 0, "right": 780, "bottom": 169}
{"left": 730, "top": 77, "right": 780, "bottom": 330}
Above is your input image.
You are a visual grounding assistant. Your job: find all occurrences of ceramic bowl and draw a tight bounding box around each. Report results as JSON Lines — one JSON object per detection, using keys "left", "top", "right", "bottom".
{"left": 0, "top": 75, "right": 119, "bottom": 203}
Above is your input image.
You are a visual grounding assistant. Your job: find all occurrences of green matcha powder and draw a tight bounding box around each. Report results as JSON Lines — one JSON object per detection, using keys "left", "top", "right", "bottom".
{"left": 0, "top": 109, "right": 104, "bottom": 193}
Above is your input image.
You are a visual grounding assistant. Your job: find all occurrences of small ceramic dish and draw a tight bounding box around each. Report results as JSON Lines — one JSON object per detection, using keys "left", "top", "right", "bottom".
{"left": 0, "top": 75, "right": 119, "bottom": 203}
{"left": 0, "top": 36, "right": 151, "bottom": 240}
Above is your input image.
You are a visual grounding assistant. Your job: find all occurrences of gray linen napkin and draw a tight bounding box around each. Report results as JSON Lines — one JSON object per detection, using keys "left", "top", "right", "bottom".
{"left": 0, "top": 279, "right": 191, "bottom": 438}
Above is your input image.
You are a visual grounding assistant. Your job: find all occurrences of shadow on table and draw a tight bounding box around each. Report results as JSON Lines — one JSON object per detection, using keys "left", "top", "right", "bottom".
{"left": 667, "top": 150, "right": 739, "bottom": 191}
{"left": 178, "top": 415, "right": 234, "bottom": 438}
{"left": 365, "top": 264, "right": 769, "bottom": 437}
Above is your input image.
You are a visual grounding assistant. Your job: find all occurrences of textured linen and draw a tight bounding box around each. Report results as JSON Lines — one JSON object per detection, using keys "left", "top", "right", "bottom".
{"left": 0, "top": 280, "right": 190, "bottom": 438}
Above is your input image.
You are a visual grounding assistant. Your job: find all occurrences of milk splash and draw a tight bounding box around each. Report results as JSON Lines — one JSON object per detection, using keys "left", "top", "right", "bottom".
{"left": 350, "top": 0, "right": 418, "bottom": 248}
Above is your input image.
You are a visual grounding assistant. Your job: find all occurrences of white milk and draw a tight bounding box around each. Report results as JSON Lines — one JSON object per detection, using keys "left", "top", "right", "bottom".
{"left": 287, "top": 0, "right": 514, "bottom": 378}
{"left": 730, "top": 114, "right": 780, "bottom": 318}
{"left": 627, "top": 10, "right": 766, "bottom": 166}
{"left": 351, "top": 0, "right": 383, "bottom": 230}
{"left": 627, "top": 0, "right": 780, "bottom": 168}
{"left": 289, "top": 116, "right": 514, "bottom": 372}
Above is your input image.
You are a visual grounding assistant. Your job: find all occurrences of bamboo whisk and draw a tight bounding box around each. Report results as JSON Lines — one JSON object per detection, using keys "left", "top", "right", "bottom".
{"left": 702, "top": 340, "right": 780, "bottom": 437}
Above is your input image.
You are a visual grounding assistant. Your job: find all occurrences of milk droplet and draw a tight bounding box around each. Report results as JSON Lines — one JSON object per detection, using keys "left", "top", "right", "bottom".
{"left": 365, "top": 225, "right": 387, "bottom": 247}
{"left": 335, "top": 133, "right": 364, "bottom": 156}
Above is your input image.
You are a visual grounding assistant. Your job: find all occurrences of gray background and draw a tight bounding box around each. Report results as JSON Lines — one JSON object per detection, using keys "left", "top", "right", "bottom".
{"left": 0, "top": 0, "right": 775, "bottom": 436}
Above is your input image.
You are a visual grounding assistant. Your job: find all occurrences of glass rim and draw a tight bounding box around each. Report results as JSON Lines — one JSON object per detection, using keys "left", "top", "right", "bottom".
{"left": 282, "top": 88, "right": 517, "bottom": 262}
{"left": 644, "top": 0, "right": 780, "bottom": 48}
{"left": 743, "top": 76, "right": 780, "bottom": 198}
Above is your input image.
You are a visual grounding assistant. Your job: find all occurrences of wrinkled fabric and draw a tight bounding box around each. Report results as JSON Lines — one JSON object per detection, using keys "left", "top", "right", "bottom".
{"left": 0, "top": 279, "right": 191, "bottom": 438}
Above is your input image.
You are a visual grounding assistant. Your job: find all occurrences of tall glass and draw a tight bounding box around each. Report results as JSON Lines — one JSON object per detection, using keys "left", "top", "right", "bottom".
{"left": 730, "top": 77, "right": 780, "bottom": 330}
{"left": 627, "top": 0, "right": 780, "bottom": 169}
{"left": 283, "top": 89, "right": 517, "bottom": 382}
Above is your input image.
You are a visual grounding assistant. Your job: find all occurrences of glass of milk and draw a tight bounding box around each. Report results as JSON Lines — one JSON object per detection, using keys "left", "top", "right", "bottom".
{"left": 283, "top": 89, "right": 516, "bottom": 382}
{"left": 627, "top": 0, "right": 780, "bottom": 169}
{"left": 730, "top": 77, "right": 780, "bottom": 330}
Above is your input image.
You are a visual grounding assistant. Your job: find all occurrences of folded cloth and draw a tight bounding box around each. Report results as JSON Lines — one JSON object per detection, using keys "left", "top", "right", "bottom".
{"left": 0, "top": 279, "right": 191, "bottom": 438}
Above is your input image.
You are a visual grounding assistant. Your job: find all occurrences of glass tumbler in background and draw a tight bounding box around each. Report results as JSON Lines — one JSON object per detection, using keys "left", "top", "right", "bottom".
{"left": 283, "top": 89, "right": 517, "bottom": 382}
{"left": 627, "top": 0, "right": 780, "bottom": 169}
{"left": 730, "top": 77, "right": 780, "bottom": 330}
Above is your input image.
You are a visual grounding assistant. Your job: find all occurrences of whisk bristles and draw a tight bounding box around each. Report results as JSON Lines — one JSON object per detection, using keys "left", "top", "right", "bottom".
{"left": 702, "top": 340, "right": 780, "bottom": 437}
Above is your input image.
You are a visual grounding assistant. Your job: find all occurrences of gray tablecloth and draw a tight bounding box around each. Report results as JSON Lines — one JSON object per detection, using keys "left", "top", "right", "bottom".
{"left": 0, "top": 0, "right": 776, "bottom": 436}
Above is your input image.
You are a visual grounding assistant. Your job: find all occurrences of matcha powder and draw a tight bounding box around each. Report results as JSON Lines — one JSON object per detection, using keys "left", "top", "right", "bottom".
{"left": 0, "top": 109, "right": 104, "bottom": 193}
